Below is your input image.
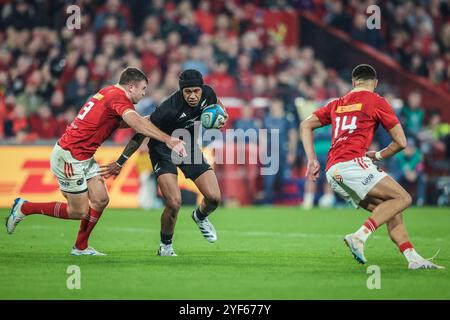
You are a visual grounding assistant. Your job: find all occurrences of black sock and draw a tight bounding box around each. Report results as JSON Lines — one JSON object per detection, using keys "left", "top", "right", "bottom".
{"left": 195, "top": 207, "right": 208, "bottom": 221}
{"left": 160, "top": 232, "right": 173, "bottom": 245}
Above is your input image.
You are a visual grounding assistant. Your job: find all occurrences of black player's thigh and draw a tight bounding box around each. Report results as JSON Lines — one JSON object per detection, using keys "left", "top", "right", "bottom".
{"left": 366, "top": 175, "right": 411, "bottom": 203}
{"left": 157, "top": 173, "right": 182, "bottom": 211}
{"left": 87, "top": 175, "right": 109, "bottom": 212}
{"left": 193, "top": 170, "right": 221, "bottom": 203}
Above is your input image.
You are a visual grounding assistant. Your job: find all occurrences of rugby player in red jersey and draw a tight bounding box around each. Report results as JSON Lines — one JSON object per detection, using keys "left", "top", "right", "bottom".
{"left": 300, "top": 64, "right": 443, "bottom": 269}
{"left": 6, "top": 67, "right": 187, "bottom": 256}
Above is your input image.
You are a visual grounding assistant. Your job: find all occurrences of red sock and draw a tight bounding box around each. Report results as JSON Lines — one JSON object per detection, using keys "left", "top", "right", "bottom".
{"left": 21, "top": 202, "right": 70, "bottom": 219}
{"left": 363, "top": 217, "right": 378, "bottom": 232}
{"left": 75, "top": 208, "right": 103, "bottom": 250}
{"left": 399, "top": 241, "right": 414, "bottom": 253}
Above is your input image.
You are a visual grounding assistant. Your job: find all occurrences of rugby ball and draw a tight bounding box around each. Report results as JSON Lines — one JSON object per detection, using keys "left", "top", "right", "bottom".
{"left": 201, "top": 104, "right": 226, "bottom": 129}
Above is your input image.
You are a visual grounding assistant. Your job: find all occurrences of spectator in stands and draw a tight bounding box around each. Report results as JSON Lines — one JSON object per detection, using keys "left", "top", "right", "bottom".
{"left": 15, "top": 76, "right": 44, "bottom": 117}
{"left": 50, "top": 89, "right": 65, "bottom": 116}
{"left": 401, "top": 91, "right": 424, "bottom": 138}
{"left": 325, "top": 0, "right": 352, "bottom": 33}
{"left": 204, "top": 60, "right": 238, "bottom": 97}
{"left": 182, "top": 46, "right": 209, "bottom": 76}
{"left": 5, "top": 103, "right": 28, "bottom": 138}
{"left": 418, "top": 109, "right": 450, "bottom": 157}
{"left": 65, "top": 65, "right": 95, "bottom": 108}
{"left": 351, "top": 12, "right": 383, "bottom": 49}
{"left": 93, "top": 0, "right": 130, "bottom": 33}
{"left": 195, "top": 0, "right": 215, "bottom": 35}
{"left": 232, "top": 101, "right": 261, "bottom": 138}
{"left": 390, "top": 138, "right": 427, "bottom": 206}
{"left": 29, "top": 105, "right": 58, "bottom": 140}
{"left": 1, "top": 0, "right": 38, "bottom": 30}
{"left": 261, "top": 99, "right": 297, "bottom": 204}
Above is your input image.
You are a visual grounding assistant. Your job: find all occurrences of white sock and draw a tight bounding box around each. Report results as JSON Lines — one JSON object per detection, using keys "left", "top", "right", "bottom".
{"left": 354, "top": 225, "right": 372, "bottom": 242}
{"left": 403, "top": 248, "right": 421, "bottom": 262}
{"left": 303, "top": 193, "right": 314, "bottom": 208}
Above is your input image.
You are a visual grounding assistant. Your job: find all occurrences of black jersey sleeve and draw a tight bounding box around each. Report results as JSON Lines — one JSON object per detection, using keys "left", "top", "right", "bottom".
{"left": 203, "top": 85, "right": 218, "bottom": 105}
{"left": 149, "top": 98, "right": 174, "bottom": 128}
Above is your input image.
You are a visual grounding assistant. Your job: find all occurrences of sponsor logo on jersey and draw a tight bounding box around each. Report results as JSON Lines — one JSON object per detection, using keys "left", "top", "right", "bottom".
{"left": 336, "top": 103, "right": 362, "bottom": 113}
{"left": 93, "top": 93, "right": 104, "bottom": 100}
{"left": 361, "top": 173, "right": 375, "bottom": 186}
{"left": 179, "top": 112, "right": 187, "bottom": 119}
{"left": 200, "top": 99, "right": 207, "bottom": 108}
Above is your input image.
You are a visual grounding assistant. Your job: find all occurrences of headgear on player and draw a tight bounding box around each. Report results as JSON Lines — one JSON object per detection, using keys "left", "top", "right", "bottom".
{"left": 179, "top": 69, "right": 203, "bottom": 90}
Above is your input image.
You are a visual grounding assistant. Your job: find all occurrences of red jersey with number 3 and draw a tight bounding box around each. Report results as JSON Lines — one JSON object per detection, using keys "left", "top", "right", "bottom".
{"left": 59, "top": 85, "right": 135, "bottom": 160}
{"left": 313, "top": 90, "right": 399, "bottom": 171}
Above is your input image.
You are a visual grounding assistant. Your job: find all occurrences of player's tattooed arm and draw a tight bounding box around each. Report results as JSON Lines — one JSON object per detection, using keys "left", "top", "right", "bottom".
{"left": 122, "top": 110, "right": 187, "bottom": 157}
{"left": 99, "top": 133, "right": 145, "bottom": 179}
{"left": 122, "top": 133, "right": 145, "bottom": 158}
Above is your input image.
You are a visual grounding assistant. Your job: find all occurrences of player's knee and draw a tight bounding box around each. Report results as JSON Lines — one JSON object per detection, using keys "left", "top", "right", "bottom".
{"left": 93, "top": 195, "right": 109, "bottom": 210}
{"left": 68, "top": 205, "right": 89, "bottom": 219}
{"left": 392, "top": 188, "right": 412, "bottom": 208}
{"left": 165, "top": 196, "right": 182, "bottom": 213}
{"left": 402, "top": 192, "right": 413, "bottom": 208}
{"left": 206, "top": 193, "right": 221, "bottom": 208}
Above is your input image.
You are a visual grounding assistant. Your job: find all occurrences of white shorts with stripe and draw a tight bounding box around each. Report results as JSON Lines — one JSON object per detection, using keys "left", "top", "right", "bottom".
{"left": 325, "top": 156, "right": 387, "bottom": 208}
{"left": 50, "top": 143, "right": 100, "bottom": 194}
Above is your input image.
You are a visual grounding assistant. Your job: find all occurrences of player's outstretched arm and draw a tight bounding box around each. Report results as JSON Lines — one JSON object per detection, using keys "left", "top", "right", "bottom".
{"left": 300, "top": 114, "right": 323, "bottom": 182}
{"left": 119, "top": 115, "right": 150, "bottom": 129}
{"left": 366, "top": 123, "right": 407, "bottom": 161}
{"left": 99, "top": 133, "right": 145, "bottom": 179}
{"left": 122, "top": 110, "right": 187, "bottom": 157}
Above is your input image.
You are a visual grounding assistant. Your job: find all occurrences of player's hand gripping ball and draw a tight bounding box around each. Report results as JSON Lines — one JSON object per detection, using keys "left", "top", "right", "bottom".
{"left": 201, "top": 104, "right": 227, "bottom": 129}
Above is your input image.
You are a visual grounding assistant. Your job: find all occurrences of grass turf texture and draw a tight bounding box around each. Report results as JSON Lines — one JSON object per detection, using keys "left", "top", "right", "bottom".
{"left": 0, "top": 206, "right": 449, "bottom": 299}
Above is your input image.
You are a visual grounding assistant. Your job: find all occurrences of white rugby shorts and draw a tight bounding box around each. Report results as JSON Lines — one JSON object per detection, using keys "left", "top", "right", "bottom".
{"left": 50, "top": 143, "right": 100, "bottom": 193}
{"left": 326, "top": 157, "right": 387, "bottom": 208}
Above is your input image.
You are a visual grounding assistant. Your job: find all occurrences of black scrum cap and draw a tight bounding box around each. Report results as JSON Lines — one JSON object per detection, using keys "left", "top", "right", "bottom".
{"left": 179, "top": 69, "right": 204, "bottom": 90}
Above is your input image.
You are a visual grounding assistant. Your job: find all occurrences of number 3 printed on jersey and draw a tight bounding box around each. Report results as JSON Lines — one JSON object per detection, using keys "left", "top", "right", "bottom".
{"left": 334, "top": 116, "right": 357, "bottom": 138}
{"left": 77, "top": 101, "right": 94, "bottom": 120}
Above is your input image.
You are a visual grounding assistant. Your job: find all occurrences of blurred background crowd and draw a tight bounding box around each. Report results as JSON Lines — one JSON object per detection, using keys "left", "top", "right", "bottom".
{"left": 0, "top": 0, "right": 449, "bottom": 207}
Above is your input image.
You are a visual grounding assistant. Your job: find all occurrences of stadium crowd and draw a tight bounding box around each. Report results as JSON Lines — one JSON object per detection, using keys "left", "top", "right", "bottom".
{"left": 317, "top": 0, "right": 450, "bottom": 92}
{"left": 0, "top": 0, "right": 449, "bottom": 206}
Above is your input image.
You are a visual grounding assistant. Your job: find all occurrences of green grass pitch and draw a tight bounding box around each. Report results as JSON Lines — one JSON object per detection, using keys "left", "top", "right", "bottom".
{"left": 0, "top": 206, "right": 449, "bottom": 299}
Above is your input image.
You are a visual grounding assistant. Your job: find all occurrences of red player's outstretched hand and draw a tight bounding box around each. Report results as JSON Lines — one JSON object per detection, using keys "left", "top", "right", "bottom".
{"left": 99, "top": 162, "right": 122, "bottom": 179}
{"left": 306, "top": 159, "right": 321, "bottom": 182}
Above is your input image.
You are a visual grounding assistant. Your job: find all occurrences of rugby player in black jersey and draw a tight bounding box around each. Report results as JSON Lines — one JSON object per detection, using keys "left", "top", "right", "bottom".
{"left": 100, "top": 69, "right": 228, "bottom": 256}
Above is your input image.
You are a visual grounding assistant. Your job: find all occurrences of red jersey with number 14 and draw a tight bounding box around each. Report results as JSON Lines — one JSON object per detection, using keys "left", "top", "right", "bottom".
{"left": 59, "top": 85, "right": 135, "bottom": 160}
{"left": 313, "top": 90, "right": 399, "bottom": 171}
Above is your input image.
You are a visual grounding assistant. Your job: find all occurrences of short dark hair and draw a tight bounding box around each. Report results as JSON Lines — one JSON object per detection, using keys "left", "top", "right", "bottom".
{"left": 119, "top": 67, "right": 148, "bottom": 85}
{"left": 351, "top": 64, "right": 377, "bottom": 81}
